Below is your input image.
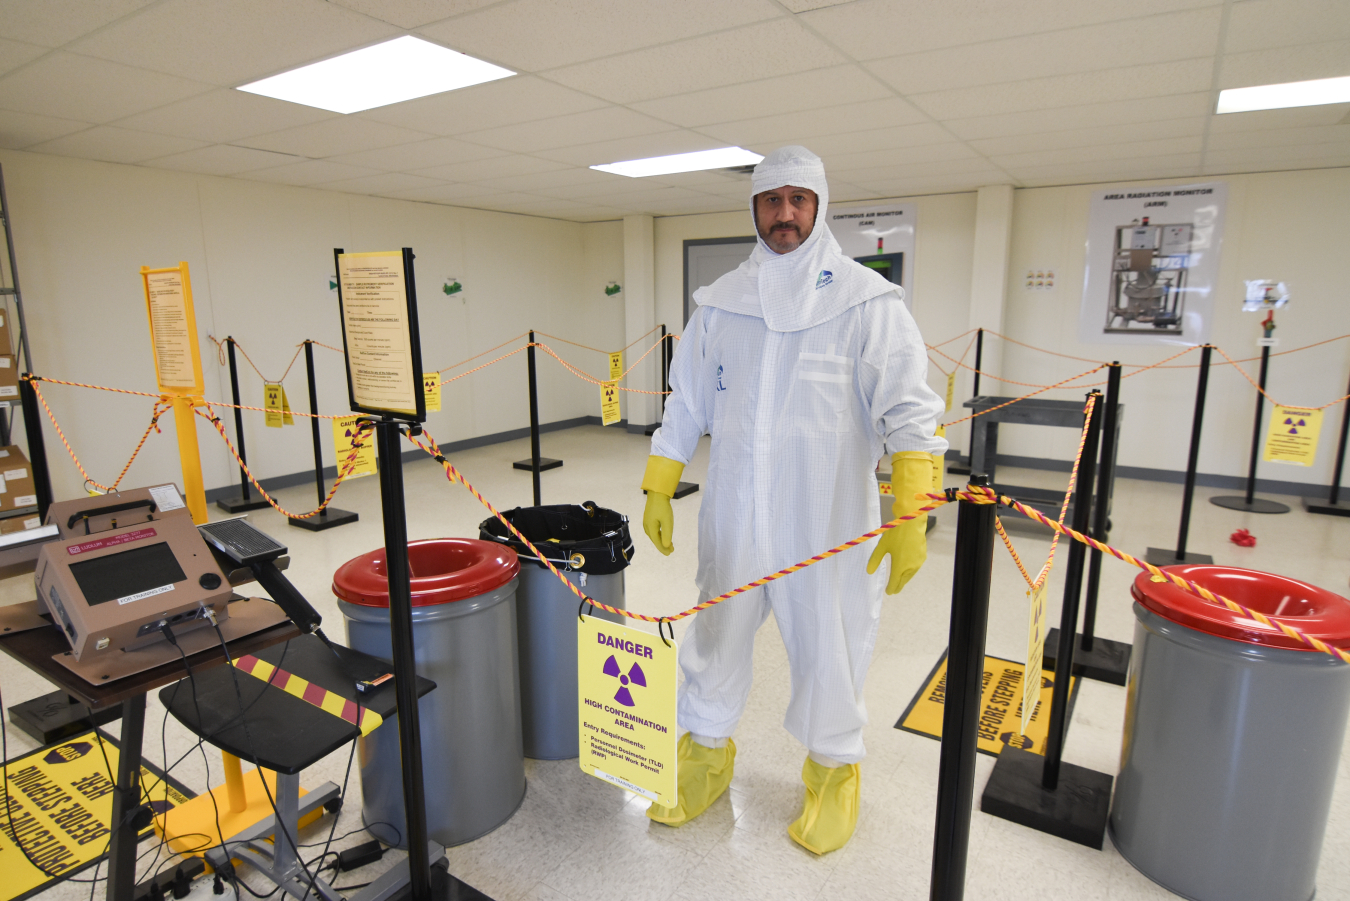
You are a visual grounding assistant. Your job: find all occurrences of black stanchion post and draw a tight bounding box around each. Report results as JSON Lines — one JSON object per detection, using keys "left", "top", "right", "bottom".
{"left": 512, "top": 329, "right": 560, "bottom": 493}
{"left": 375, "top": 418, "right": 432, "bottom": 901}
{"left": 1305, "top": 365, "right": 1350, "bottom": 517}
{"left": 645, "top": 324, "right": 668, "bottom": 437}
{"left": 1146, "top": 345, "right": 1216, "bottom": 563}
{"left": 948, "top": 328, "right": 981, "bottom": 476}
{"left": 216, "top": 337, "right": 269, "bottom": 513}
{"left": 929, "top": 475, "right": 996, "bottom": 901}
{"left": 18, "top": 375, "right": 51, "bottom": 520}
{"left": 657, "top": 326, "right": 700, "bottom": 500}
{"left": 981, "top": 391, "right": 1113, "bottom": 849}
{"left": 1212, "top": 314, "right": 1289, "bottom": 513}
{"left": 289, "top": 340, "right": 357, "bottom": 531}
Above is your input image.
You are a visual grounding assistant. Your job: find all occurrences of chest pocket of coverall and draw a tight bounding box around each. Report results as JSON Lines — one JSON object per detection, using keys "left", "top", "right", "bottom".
{"left": 789, "top": 348, "right": 853, "bottom": 434}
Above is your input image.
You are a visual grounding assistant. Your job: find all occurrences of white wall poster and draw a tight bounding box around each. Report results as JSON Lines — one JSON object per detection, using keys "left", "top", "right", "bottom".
{"left": 1079, "top": 182, "right": 1226, "bottom": 346}
{"left": 828, "top": 201, "right": 917, "bottom": 309}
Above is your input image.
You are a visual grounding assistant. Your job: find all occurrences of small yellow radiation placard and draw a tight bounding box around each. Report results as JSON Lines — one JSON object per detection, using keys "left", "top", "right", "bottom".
{"left": 600, "top": 381, "right": 621, "bottom": 426}
{"left": 281, "top": 386, "right": 293, "bottom": 425}
{"left": 945, "top": 371, "right": 955, "bottom": 412}
{"left": 1023, "top": 582, "right": 1047, "bottom": 736}
{"left": 423, "top": 373, "right": 441, "bottom": 413}
{"left": 578, "top": 614, "right": 677, "bottom": 807}
{"left": 896, "top": 651, "right": 1076, "bottom": 757}
{"left": 1264, "top": 405, "right": 1323, "bottom": 467}
{"left": 331, "top": 415, "right": 377, "bottom": 478}
{"left": 264, "top": 384, "right": 295, "bottom": 427}
{"left": 878, "top": 479, "right": 893, "bottom": 496}
{"left": 608, "top": 351, "right": 624, "bottom": 381}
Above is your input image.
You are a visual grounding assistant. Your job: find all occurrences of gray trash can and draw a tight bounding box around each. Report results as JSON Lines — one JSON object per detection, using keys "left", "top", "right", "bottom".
{"left": 480, "top": 502, "right": 633, "bottom": 759}
{"left": 333, "top": 538, "right": 525, "bottom": 848}
{"left": 1111, "top": 564, "right": 1350, "bottom": 901}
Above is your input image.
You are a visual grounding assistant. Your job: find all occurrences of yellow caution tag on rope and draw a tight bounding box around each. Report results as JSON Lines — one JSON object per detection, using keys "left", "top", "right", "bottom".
{"left": 331, "top": 415, "right": 377, "bottom": 478}
{"left": 608, "top": 351, "right": 624, "bottom": 381}
{"left": 1263, "top": 405, "right": 1322, "bottom": 467}
{"left": 264, "top": 383, "right": 284, "bottom": 428}
{"left": 1022, "top": 582, "right": 1047, "bottom": 736}
{"left": 945, "top": 371, "right": 955, "bottom": 412}
{"left": 600, "top": 380, "right": 621, "bottom": 426}
{"left": 280, "top": 386, "right": 294, "bottom": 425}
{"left": 577, "top": 614, "right": 678, "bottom": 807}
{"left": 423, "top": 373, "right": 441, "bottom": 413}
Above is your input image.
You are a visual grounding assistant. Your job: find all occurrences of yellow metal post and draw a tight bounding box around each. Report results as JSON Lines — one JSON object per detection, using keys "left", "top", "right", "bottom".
{"left": 170, "top": 394, "right": 207, "bottom": 524}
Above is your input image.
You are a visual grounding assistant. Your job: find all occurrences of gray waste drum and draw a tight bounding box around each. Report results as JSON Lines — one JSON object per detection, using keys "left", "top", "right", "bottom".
{"left": 1111, "top": 564, "right": 1350, "bottom": 901}
{"left": 333, "top": 538, "right": 526, "bottom": 848}
{"left": 480, "top": 502, "right": 633, "bottom": 759}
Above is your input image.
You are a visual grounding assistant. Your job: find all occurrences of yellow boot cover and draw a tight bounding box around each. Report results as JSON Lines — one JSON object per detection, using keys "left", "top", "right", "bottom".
{"left": 787, "top": 758, "right": 860, "bottom": 855}
{"left": 646, "top": 733, "right": 736, "bottom": 826}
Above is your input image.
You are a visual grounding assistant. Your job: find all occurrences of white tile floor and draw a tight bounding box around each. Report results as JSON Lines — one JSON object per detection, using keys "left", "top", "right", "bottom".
{"left": 5, "top": 423, "right": 1350, "bottom": 901}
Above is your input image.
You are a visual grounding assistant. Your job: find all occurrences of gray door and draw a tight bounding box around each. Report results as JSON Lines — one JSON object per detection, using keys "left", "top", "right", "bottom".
{"left": 684, "top": 237, "right": 756, "bottom": 326}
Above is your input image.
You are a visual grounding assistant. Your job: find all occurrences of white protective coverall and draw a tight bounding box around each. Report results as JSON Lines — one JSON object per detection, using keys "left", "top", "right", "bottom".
{"left": 650, "top": 146, "right": 947, "bottom": 763}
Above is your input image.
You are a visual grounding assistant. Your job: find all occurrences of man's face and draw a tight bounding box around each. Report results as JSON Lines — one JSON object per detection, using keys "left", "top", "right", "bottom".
{"left": 754, "top": 185, "right": 818, "bottom": 254}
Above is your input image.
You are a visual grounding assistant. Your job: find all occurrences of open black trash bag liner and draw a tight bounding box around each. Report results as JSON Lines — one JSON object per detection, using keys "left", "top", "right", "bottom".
{"left": 479, "top": 502, "right": 634, "bottom": 575}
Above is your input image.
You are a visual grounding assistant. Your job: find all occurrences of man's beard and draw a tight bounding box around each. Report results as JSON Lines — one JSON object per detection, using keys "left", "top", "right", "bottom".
{"left": 761, "top": 222, "right": 803, "bottom": 252}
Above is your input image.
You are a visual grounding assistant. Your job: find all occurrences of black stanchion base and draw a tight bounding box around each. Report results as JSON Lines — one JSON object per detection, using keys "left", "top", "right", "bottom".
{"left": 1143, "top": 547, "right": 1215, "bottom": 566}
{"left": 513, "top": 457, "right": 562, "bottom": 472}
{"left": 386, "top": 858, "right": 493, "bottom": 901}
{"left": 947, "top": 455, "right": 971, "bottom": 476}
{"left": 215, "top": 495, "right": 272, "bottom": 513}
{"left": 9, "top": 690, "right": 123, "bottom": 745}
{"left": 1043, "top": 629, "right": 1131, "bottom": 686}
{"left": 1208, "top": 495, "right": 1290, "bottom": 514}
{"left": 289, "top": 508, "right": 359, "bottom": 532}
{"left": 980, "top": 746, "right": 1113, "bottom": 850}
{"left": 674, "top": 481, "right": 699, "bottom": 499}
{"left": 1304, "top": 497, "right": 1350, "bottom": 517}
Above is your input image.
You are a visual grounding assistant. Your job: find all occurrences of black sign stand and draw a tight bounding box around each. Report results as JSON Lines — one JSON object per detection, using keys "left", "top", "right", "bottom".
{"left": 513, "top": 330, "right": 561, "bottom": 499}
{"left": 1211, "top": 316, "right": 1290, "bottom": 513}
{"left": 216, "top": 336, "right": 270, "bottom": 513}
{"left": 289, "top": 340, "right": 357, "bottom": 532}
{"left": 1304, "top": 367, "right": 1350, "bottom": 517}
{"left": 1146, "top": 344, "right": 1216, "bottom": 563}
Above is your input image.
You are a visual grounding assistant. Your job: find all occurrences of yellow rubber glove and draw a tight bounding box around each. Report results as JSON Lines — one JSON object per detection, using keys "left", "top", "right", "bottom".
{"left": 866, "top": 451, "right": 936, "bottom": 595}
{"left": 641, "top": 455, "right": 684, "bottom": 556}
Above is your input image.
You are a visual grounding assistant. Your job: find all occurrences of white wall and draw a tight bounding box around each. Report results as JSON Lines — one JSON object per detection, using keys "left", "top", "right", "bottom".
{"left": 0, "top": 148, "right": 619, "bottom": 503}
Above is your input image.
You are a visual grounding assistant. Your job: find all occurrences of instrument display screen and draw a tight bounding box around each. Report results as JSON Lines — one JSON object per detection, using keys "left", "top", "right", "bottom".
{"left": 69, "top": 542, "right": 187, "bottom": 606}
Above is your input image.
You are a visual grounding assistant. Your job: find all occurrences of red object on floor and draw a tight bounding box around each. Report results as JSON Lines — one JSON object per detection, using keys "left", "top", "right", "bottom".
{"left": 1230, "top": 528, "right": 1257, "bottom": 547}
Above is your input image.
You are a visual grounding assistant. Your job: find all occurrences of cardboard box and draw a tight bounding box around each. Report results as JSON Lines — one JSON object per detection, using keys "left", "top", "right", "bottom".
{"left": 0, "top": 310, "right": 14, "bottom": 356}
{"left": 0, "top": 446, "right": 37, "bottom": 511}
{"left": 0, "top": 355, "right": 18, "bottom": 400}
{"left": 0, "top": 513, "right": 43, "bottom": 534}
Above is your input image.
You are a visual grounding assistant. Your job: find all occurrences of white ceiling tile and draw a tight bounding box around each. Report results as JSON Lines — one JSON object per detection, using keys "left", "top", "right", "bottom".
{"left": 318, "top": 172, "right": 449, "bottom": 196}
{"left": 0, "top": 0, "right": 158, "bottom": 47}
{"left": 327, "top": 136, "right": 504, "bottom": 171}
{"left": 696, "top": 98, "right": 929, "bottom": 147}
{"left": 543, "top": 19, "right": 845, "bottom": 105}
{"left": 1017, "top": 165, "right": 1201, "bottom": 187}
{"left": 331, "top": 0, "right": 501, "bottom": 29}
{"left": 28, "top": 126, "right": 205, "bottom": 163}
{"left": 413, "top": 154, "right": 570, "bottom": 181}
{"left": 868, "top": 8, "right": 1222, "bottom": 96}
{"left": 473, "top": 167, "right": 624, "bottom": 193}
{"left": 1203, "top": 144, "right": 1350, "bottom": 169}
{"left": 968, "top": 119, "right": 1204, "bottom": 156}
{"left": 385, "top": 182, "right": 501, "bottom": 203}
{"left": 1206, "top": 124, "right": 1350, "bottom": 151}
{"left": 910, "top": 60, "right": 1215, "bottom": 121}
{"left": 1005, "top": 154, "right": 1203, "bottom": 183}
{"left": 145, "top": 143, "right": 305, "bottom": 175}
{"left": 1224, "top": 0, "right": 1350, "bottom": 54}
{"left": 239, "top": 118, "right": 435, "bottom": 157}
{"left": 0, "top": 37, "right": 46, "bottom": 77}
{"left": 788, "top": 124, "right": 959, "bottom": 158}
{"left": 834, "top": 157, "right": 1008, "bottom": 185}
{"left": 534, "top": 131, "right": 723, "bottom": 167}
{"left": 1219, "top": 41, "right": 1350, "bottom": 91}
{"left": 944, "top": 94, "right": 1211, "bottom": 140}
{"left": 778, "top": 0, "right": 854, "bottom": 11}
{"left": 70, "top": 0, "right": 399, "bottom": 86}
{"left": 245, "top": 158, "right": 384, "bottom": 185}
{"left": 1208, "top": 104, "right": 1350, "bottom": 132}
{"left": 990, "top": 136, "right": 1202, "bottom": 169}
{"left": 359, "top": 76, "right": 607, "bottom": 136}
{"left": 419, "top": 0, "right": 781, "bottom": 72}
{"left": 799, "top": 0, "right": 1220, "bottom": 61}
{"left": 0, "top": 52, "right": 210, "bottom": 122}
{"left": 114, "top": 89, "right": 337, "bottom": 144}
{"left": 459, "top": 107, "right": 674, "bottom": 153}
{"left": 629, "top": 64, "right": 890, "bottom": 128}
{"left": 825, "top": 142, "right": 980, "bottom": 173}
{"left": 846, "top": 174, "right": 1001, "bottom": 197}
{"left": 455, "top": 191, "right": 556, "bottom": 211}
{"left": 0, "top": 108, "right": 90, "bottom": 149}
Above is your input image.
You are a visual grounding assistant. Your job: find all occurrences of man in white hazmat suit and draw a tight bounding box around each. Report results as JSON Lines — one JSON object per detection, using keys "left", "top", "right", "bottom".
{"left": 639, "top": 145, "right": 947, "bottom": 854}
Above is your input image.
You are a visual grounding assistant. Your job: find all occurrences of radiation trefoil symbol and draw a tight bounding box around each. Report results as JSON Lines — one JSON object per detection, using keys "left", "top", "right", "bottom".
{"left": 1284, "top": 416, "right": 1308, "bottom": 435}
{"left": 603, "top": 654, "right": 646, "bottom": 707}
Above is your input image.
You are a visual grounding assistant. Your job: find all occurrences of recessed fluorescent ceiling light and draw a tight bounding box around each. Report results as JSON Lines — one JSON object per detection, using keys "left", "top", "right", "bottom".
{"left": 237, "top": 36, "right": 514, "bottom": 114}
{"left": 592, "top": 147, "right": 764, "bottom": 178}
{"left": 1216, "top": 75, "right": 1350, "bottom": 114}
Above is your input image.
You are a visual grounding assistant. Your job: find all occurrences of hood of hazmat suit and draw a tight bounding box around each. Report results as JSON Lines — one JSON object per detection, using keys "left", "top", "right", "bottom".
{"left": 693, "top": 145, "right": 901, "bottom": 332}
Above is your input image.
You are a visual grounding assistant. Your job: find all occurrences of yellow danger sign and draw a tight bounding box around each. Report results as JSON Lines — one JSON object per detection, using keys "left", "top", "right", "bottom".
{"left": 577, "top": 614, "right": 677, "bottom": 807}
{"left": 331, "top": 415, "right": 377, "bottom": 479}
{"left": 1023, "top": 583, "right": 1047, "bottom": 736}
{"left": 945, "top": 371, "right": 955, "bottom": 412}
{"left": 895, "top": 652, "right": 1077, "bottom": 757}
{"left": 600, "top": 381, "right": 621, "bottom": 426}
{"left": 0, "top": 731, "right": 192, "bottom": 901}
{"left": 423, "top": 373, "right": 441, "bottom": 413}
{"left": 1264, "top": 405, "right": 1323, "bottom": 467}
{"left": 608, "top": 351, "right": 624, "bottom": 381}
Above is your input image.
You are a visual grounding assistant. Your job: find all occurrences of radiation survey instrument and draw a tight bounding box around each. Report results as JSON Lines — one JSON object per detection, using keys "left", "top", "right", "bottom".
{"left": 35, "top": 485, "right": 232, "bottom": 661}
